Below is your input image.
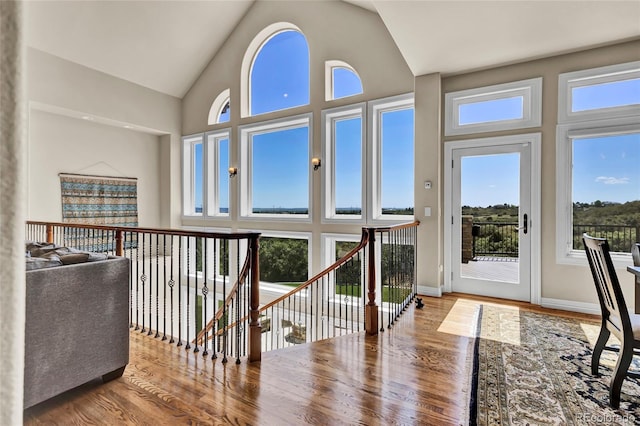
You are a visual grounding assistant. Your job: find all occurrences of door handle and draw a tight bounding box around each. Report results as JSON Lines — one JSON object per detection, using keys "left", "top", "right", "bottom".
{"left": 514, "top": 214, "right": 528, "bottom": 234}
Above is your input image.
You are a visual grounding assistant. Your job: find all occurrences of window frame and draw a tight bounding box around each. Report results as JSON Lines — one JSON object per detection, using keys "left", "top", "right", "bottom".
{"left": 444, "top": 77, "right": 542, "bottom": 136}
{"left": 208, "top": 89, "right": 231, "bottom": 125}
{"left": 238, "top": 113, "right": 313, "bottom": 222}
{"left": 325, "top": 60, "right": 363, "bottom": 101}
{"left": 241, "top": 22, "right": 309, "bottom": 118}
{"left": 558, "top": 61, "right": 640, "bottom": 123}
{"left": 321, "top": 233, "right": 364, "bottom": 300}
{"left": 182, "top": 134, "right": 205, "bottom": 217}
{"left": 368, "top": 93, "right": 415, "bottom": 224}
{"left": 555, "top": 117, "right": 640, "bottom": 266}
{"left": 205, "top": 128, "right": 231, "bottom": 219}
{"left": 242, "top": 229, "right": 313, "bottom": 285}
{"left": 321, "top": 103, "right": 366, "bottom": 223}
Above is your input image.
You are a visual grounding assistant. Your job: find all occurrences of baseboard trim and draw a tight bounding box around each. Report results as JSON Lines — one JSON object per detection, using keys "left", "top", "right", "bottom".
{"left": 540, "top": 297, "right": 600, "bottom": 315}
{"left": 418, "top": 285, "right": 442, "bottom": 298}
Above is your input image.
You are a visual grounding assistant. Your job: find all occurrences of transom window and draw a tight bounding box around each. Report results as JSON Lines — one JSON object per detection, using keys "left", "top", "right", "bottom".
{"left": 556, "top": 62, "right": 640, "bottom": 263}
{"left": 325, "top": 60, "right": 363, "bottom": 101}
{"left": 558, "top": 61, "right": 640, "bottom": 122}
{"left": 445, "top": 78, "right": 542, "bottom": 136}
{"left": 208, "top": 89, "right": 231, "bottom": 125}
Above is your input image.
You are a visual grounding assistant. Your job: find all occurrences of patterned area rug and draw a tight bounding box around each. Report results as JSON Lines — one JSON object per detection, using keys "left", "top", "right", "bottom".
{"left": 471, "top": 304, "right": 640, "bottom": 425}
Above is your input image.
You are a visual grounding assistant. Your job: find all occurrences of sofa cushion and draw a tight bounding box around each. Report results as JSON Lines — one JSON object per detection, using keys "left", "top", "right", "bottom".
{"left": 25, "top": 256, "right": 63, "bottom": 271}
{"left": 60, "top": 253, "right": 90, "bottom": 265}
{"left": 25, "top": 242, "right": 109, "bottom": 270}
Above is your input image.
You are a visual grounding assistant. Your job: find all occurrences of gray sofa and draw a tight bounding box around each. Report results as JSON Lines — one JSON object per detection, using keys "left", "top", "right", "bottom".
{"left": 24, "top": 254, "right": 130, "bottom": 408}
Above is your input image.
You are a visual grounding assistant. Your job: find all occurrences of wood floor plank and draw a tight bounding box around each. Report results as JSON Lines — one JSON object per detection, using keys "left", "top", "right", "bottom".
{"left": 24, "top": 293, "right": 600, "bottom": 425}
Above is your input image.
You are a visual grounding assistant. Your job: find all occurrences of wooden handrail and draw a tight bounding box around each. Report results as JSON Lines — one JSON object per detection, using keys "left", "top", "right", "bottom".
{"left": 370, "top": 220, "right": 420, "bottom": 233}
{"left": 215, "top": 221, "right": 421, "bottom": 337}
{"left": 27, "top": 220, "right": 261, "bottom": 241}
{"left": 258, "top": 228, "right": 370, "bottom": 313}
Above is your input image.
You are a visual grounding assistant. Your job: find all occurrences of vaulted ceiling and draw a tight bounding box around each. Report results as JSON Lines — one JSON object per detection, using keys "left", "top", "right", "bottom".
{"left": 25, "top": 0, "right": 640, "bottom": 98}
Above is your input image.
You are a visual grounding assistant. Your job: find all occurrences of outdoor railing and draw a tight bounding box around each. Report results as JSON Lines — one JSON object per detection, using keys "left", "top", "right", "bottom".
{"left": 468, "top": 221, "right": 640, "bottom": 259}
{"left": 572, "top": 224, "right": 640, "bottom": 253}
{"left": 26, "top": 220, "right": 419, "bottom": 362}
{"left": 471, "top": 222, "right": 519, "bottom": 258}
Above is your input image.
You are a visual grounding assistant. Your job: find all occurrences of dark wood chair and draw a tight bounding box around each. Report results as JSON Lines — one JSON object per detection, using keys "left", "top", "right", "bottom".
{"left": 583, "top": 234, "right": 640, "bottom": 408}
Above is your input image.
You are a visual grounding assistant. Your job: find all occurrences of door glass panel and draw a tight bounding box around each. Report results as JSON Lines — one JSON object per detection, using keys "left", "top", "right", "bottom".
{"left": 460, "top": 153, "right": 520, "bottom": 283}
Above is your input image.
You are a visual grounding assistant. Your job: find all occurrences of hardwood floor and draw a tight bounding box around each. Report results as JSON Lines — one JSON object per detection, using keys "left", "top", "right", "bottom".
{"left": 24, "top": 294, "right": 599, "bottom": 425}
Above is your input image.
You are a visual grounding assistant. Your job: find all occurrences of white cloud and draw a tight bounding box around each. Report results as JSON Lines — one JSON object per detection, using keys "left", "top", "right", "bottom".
{"left": 595, "top": 176, "right": 630, "bottom": 185}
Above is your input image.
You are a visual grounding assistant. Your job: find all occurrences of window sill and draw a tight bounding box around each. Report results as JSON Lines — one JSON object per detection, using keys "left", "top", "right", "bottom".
{"left": 557, "top": 250, "right": 633, "bottom": 270}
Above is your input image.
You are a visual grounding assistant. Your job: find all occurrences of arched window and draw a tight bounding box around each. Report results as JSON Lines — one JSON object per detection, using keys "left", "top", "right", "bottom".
{"left": 242, "top": 23, "right": 309, "bottom": 117}
{"left": 208, "top": 89, "right": 230, "bottom": 125}
{"left": 325, "top": 60, "right": 363, "bottom": 101}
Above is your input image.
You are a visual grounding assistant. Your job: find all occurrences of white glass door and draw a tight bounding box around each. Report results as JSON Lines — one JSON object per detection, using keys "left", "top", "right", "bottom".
{"left": 450, "top": 142, "right": 532, "bottom": 301}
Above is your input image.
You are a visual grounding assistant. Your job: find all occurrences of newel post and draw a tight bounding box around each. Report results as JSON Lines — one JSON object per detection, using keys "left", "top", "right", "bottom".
{"left": 115, "top": 230, "right": 124, "bottom": 257}
{"left": 248, "top": 234, "right": 262, "bottom": 362}
{"left": 46, "top": 224, "right": 54, "bottom": 244}
{"left": 365, "top": 228, "right": 378, "bottom": 335}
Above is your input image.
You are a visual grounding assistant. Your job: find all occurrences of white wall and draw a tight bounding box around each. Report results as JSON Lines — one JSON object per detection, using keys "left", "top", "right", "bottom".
{"left": 28, "top": 109, "right": 161, "bottom": 227}
{"left": 26, "top": 48, "right": 182, "bottom": 228}
{"left": 441, "top": 39, "right": 640, "bottom": 310}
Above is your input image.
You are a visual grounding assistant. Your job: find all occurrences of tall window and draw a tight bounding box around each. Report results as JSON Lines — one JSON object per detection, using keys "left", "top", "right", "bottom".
{"left": 250, "top": 30, "right": 309, "bottom": 116}
{"left": 239, "top": 114, "right": 312, "bottom": 220}
{"left": 370, "top": 94, "right": 415, "bottom": 221}
{"left": 182, "top": 134, "right": 204, "bottom": 216}
{"left": 556, "top": 61, "right": 640, "bottom": 262}
{"left": 206, "top": 130, "right": 230, "bottom": 217}
{"left": 322, "top": 104, "right": 365, "bottom": 221}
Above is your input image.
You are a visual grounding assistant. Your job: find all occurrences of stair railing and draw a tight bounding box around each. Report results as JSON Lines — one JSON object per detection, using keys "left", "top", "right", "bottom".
{"left": 26, "top": 220, "right": 418, "bottom": 362}
{"left": 26, "top": 221, "right": 261, "bottom": 363}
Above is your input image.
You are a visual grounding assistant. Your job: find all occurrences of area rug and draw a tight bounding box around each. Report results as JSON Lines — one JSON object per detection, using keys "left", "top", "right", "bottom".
{"left": 470, "top": 304, "right": 640, "bottom": 425}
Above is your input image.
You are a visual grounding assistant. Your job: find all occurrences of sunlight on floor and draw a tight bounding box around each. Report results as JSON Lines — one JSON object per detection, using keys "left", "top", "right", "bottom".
{"left": 437, "top": 298, "right": 521, "bottom": 345}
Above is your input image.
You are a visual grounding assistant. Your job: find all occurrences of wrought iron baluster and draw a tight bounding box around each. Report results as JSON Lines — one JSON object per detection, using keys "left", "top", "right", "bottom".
{"left": 169, "top": 235, "right": 175, "bottom": 344}
{"left": 186, "top": 237, "right": 191, "bottom": 350}
{"left": 155, "top": 234, "right": 160, "bottom": 338}
{"left": 141, "top": 233, "right": 147, "bottom": 333}
{"left": 148, "top": 234, "right": 153, "bottom": 336}
{"left": 128, "top": 231, "right": 133, "bottom": 329}
{"left": 162, "top": 234, "right": 167, "bottom": 341}
{"left": 202, "top": 238, "right": 209, "bottom": 357}
{"left": 222, "top": 240, "right": 228, "bottom": 363}
{"left": 134, "top": 232, "right": 140, "bottom": 330}
{"left": 177, "top": 237, "right": 182, "bottom": 347}
{"left": 212, "top": 237, "right": 218, "bottom": 360}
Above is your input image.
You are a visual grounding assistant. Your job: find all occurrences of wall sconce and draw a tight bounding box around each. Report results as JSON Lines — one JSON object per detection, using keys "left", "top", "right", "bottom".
{"left": 228, "top": 167, "right": 238, "bottom": 178}
{"left": 311, "top": 157, "right": 321, "bottom": 171}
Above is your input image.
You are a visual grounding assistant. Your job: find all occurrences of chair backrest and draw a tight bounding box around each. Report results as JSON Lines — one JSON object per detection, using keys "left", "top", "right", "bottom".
{"left": 583, "top": 233, "right": 632, "bottom": 339}
{"left": 632, "top": 243, "right": 640, "bottom": 268}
